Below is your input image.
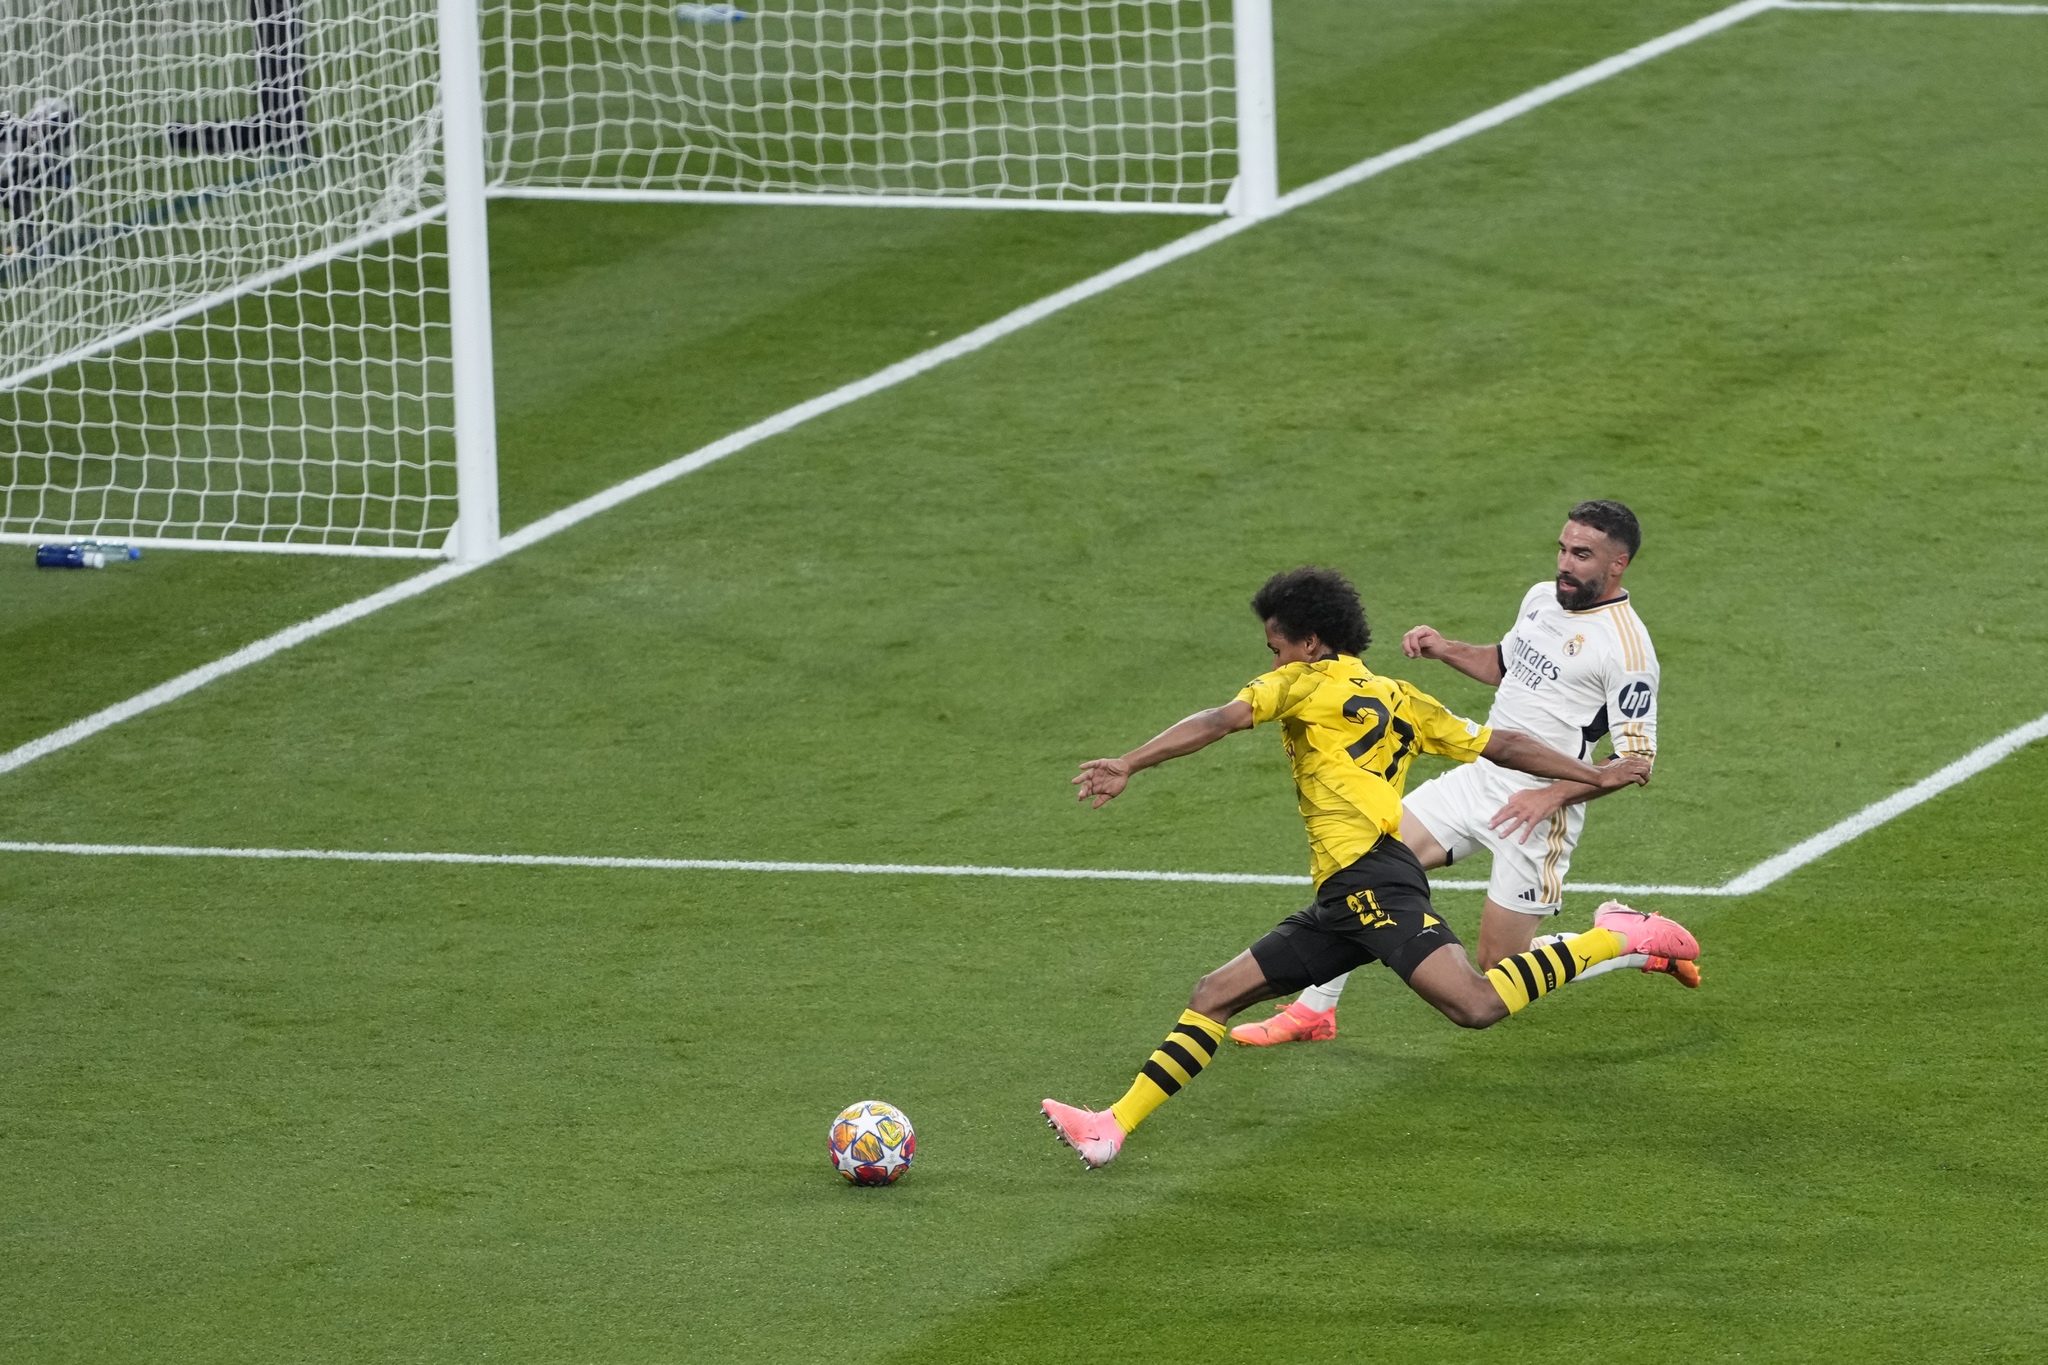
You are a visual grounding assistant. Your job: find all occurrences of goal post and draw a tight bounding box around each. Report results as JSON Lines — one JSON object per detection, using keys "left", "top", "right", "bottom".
{"left": 443, "top": 0, "right": 502, "bottom": 564}
{"left": 1230, "top": 0, "right": 1279, "bottom": 219}
{"left": 1, "top": 0, "right": 1280, "bottom": 560}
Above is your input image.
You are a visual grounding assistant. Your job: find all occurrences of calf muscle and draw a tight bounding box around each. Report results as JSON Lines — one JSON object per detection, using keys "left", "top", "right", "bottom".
{"left": 1405, "top": 943, "right": 1509, "bottom": 1029}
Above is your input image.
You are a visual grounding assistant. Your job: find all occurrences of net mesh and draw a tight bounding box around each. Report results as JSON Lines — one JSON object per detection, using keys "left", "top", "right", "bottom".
{"left": 2, "top": 1, "right": 1244, "bottom": 555}
{"left": 1, "top": 0, "right": 454, "bottom": 552}
{"left": 490, "top": 0, "right": 1238, "bottom": 204}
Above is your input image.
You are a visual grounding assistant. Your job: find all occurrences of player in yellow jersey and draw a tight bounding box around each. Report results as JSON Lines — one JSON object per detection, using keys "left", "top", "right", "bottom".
{"left": 1040, "top": 567, "right": 1700, "bottom": 1169}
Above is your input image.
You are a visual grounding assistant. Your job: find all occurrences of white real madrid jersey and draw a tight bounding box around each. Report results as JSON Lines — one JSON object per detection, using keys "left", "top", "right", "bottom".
{"left": 1479, "top": 580, "right": 1659, "bottom": 789}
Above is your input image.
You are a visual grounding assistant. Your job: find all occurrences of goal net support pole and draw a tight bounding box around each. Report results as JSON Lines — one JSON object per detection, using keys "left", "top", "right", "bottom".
{"left": 440, "top": 0, "right": 500, "bottom": 564}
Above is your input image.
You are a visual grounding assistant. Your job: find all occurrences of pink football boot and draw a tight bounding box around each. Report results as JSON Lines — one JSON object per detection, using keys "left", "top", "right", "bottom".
{"left": 1594, "top": 900, "right": 1700, "bottom": 961}
{"left": 1645, "top": 955, "right": 1702, "bottom": 988}
{"left": 1228, "top": 1001, "right": 1336, "bottom": 1046}
{"left": 1041, "top": 1099, "right": 1126, "bottom": 1169}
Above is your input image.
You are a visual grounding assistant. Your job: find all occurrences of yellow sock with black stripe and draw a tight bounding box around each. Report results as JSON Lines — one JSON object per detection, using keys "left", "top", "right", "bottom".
{"left": 1108, "top": 1010, "right": 1228, "bottom": 1133}
{"left": 1486, "top": 928, "right": 1626, "bottom": 1014}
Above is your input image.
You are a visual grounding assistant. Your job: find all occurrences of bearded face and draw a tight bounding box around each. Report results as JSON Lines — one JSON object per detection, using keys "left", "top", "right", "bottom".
{"left": 1554, "top": 517, "right": 1629, "bottom": 609}
{"left": 1554, "top": 568, "right": 1604, "bottom": 611}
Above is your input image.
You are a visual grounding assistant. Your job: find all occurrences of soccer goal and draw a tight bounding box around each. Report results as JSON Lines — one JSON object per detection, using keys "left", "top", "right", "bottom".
{"left": 0, "top": 0, "right": 1277, "bottom": 561}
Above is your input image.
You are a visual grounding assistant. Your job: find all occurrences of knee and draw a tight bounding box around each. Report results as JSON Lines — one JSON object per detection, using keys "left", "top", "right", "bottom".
{"left": 1443, "top": 997, "right": 1505, "bottom": 1030}
{"left": 1190, "top": 965, "right": 1247, "bottom": 1017}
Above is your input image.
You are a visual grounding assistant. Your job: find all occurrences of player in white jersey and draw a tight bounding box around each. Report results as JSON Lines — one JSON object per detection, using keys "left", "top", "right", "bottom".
{"left": 1230, "top": 501, "right": 1692, "bottom": 1047}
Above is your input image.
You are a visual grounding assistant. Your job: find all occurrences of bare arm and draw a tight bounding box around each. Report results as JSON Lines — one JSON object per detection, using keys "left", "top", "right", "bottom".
{"left": 1073, "top": 699, "right": 1255, "bottom": 808}
{"left": 1480, "top": 728, "right": 1649, "bottom": 790}
{"left": 1528, "top": 768, "right": 1627, "bottom": 811}
{"left": 1402, "top": 625, "right": 1505, "bottom": 686}
{"left": 1488, "top": 756, "right": 1648, "bottom": 843}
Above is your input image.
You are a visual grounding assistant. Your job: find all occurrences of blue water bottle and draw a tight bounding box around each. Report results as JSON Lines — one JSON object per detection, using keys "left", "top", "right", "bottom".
{"left": 34, "top": 541, "right": 141, "bottom": 569}
{"left": 36, "top": 543, "right": 99, "bottom": 568}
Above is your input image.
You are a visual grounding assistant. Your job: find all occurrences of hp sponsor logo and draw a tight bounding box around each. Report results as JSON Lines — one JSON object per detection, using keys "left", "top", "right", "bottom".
{"left": 1617, "top": 681, "right": 1653, "bottom": 719}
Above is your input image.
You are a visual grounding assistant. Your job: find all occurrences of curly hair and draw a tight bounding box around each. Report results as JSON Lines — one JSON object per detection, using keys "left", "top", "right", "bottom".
{"left": 1568, "top": 499, "right": 1641, "bottom": 559}
{"left": 1251, "top": 567, "right": 1371, "bottom": 656}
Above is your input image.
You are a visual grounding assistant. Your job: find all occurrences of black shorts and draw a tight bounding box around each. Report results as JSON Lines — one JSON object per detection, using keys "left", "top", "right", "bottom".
{"left": 1249, "top": 837, "right": 1461, "bottom": 988}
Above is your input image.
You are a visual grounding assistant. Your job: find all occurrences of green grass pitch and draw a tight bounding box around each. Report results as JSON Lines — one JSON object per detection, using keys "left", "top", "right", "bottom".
{"left": 4, "top": 0, "right": 2047, "bottom": 1359}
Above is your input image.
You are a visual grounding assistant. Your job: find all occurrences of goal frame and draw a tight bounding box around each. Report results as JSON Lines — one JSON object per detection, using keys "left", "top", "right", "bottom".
{"left": 1, "top": 0, "right": 1280, "bottom": 564}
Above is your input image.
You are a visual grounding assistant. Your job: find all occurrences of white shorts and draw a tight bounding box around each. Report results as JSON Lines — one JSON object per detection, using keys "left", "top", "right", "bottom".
{"left": 1402, "top": 761, "right": 1585, "bottom": 916}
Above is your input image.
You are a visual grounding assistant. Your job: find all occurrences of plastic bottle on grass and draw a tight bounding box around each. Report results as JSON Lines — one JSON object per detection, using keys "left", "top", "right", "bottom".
{"left": 674, "top": 4, "right": 748, "bottom": 22}
{"left": 82, "top": 540, "right": 141, "bottom": 564}
{"left": 34, "top": 541, "right": 141, "bottom": 569}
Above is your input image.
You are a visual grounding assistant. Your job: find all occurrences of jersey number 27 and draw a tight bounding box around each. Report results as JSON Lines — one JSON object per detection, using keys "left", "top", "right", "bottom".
{"left": 1344, "top": 696, "right": 1416, "bottom": 779}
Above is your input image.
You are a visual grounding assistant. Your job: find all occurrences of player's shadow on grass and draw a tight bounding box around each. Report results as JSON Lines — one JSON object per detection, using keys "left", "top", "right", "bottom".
{"left": 1544, "top": 1023, "right": 1724, "bottom": 1069}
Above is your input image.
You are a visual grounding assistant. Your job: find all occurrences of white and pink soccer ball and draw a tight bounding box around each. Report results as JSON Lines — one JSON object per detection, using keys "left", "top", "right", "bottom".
{"left": 827, "top": 1100, "right": 915, "bottom": 1186}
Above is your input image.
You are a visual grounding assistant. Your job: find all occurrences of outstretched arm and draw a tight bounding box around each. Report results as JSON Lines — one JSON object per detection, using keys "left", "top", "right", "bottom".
{"left": 1403, "top": 626, "right": 1505, "bottom": 686}
{"left": 1480, "top": 728, "right": 1649, "bottom": 790}
{"left": 1488, "top": 758, "right": 1643, "bottom": 843}
{"left": 1073, "top": 699, "right": 1255, "bottom": 808}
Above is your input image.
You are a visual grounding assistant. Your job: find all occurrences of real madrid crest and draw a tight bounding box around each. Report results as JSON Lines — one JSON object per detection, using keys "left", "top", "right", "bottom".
{"left": 1564, "top": 634, "right": 1586, "bottom": 657}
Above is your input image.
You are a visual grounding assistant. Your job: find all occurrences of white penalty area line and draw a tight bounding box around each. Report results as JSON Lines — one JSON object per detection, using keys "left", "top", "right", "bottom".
{"left": 0, "top": 0, "right": 1781, "bottom": 782}
{"left": 0, "top": 841, "right": 1709, "bottom": 894}
{"left": 0, "top": 843, "right": 1299, "bottom": 886}
{"left": 0, "top": 839, "right": 1691, "bottom": 894}
{"left": 9, "top": 710, "right": 2044, "bottom": 897}
{"left": 0, "top": 839, "right": 1712, "bottom": 895}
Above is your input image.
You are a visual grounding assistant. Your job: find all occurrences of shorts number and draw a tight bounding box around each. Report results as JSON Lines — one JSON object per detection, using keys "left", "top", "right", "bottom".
{"left": 1344, "top": 697, "right": 1418, "bottom": 778}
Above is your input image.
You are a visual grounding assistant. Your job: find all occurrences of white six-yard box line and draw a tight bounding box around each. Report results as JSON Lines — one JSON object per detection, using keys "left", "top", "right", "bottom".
{"left": 4, "top": 706, "right": 2044, "bottom": 896}
{"left": 3, "top": 1, "right": 2043, "bottom": 895}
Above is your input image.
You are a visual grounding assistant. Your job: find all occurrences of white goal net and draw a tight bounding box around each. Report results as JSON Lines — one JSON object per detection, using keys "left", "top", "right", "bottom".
{"left": 1, "top": 0, "right": 457, "bottom": 555}
{"left": 2, "top": 0, "right": 1270, "bottom": 558}
{"left": 490, "top": 0, "right": 1244, "bottom": 210}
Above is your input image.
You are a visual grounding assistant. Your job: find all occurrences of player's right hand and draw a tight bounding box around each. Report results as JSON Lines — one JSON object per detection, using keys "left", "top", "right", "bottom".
{"left": 1073, "top": 758, "right": 1131, "bottom": 807}
{"left": 1402, "top": 625, "right": 1445, "bottom": 659}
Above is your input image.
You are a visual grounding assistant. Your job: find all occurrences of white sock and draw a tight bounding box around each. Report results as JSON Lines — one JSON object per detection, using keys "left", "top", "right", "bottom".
{"left": 1576, "top": 952, "right": 1647, "bottom": 980}
{"left": 1535, "top": 933, "right": 1644, "bottom": 980}
{"left": 1297, "top": 972, "right": 1350, "bottom": 1012}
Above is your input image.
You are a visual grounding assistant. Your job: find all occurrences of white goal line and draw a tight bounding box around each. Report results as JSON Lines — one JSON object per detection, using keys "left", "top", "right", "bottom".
{"left": 8, "top": 710, "right": 2042, "bottom": 898}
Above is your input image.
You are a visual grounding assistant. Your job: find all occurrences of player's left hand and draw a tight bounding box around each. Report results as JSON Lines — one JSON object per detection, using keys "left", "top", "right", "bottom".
{"left": 1073, "top": 758, "right": 1131, "bottom": 807}
{"left": 1488, "top": 789, "right": 1563, "bottom": 844}
{"left": 1603, "top": 755, "right": 1653, "bottom": 788}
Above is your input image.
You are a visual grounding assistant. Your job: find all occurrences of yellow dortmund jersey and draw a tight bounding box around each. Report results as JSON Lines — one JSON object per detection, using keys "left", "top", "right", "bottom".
{"left": 1236, "top": 656, "right": 1493, "bottom": 887}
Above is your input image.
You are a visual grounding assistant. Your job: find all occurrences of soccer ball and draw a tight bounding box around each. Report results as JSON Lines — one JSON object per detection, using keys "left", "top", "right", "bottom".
{"left": 827, "top": 1100, "right": 915, "bottom": 1186}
